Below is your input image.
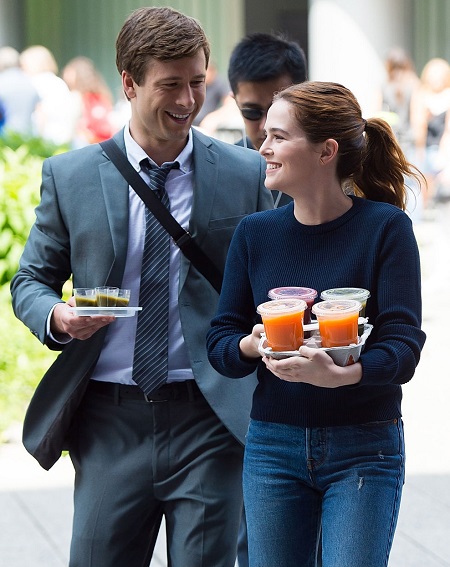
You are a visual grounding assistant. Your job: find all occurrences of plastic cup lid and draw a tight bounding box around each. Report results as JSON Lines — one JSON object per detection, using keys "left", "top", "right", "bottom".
{"left": 312, "top": 299, "right": 362, "bottom": 317}
{"left": 257, "top": 298, "right": 307, "bottom": 316}
{"left": 268, "top": 286, "right": 318, "bottom": 300}
{"left": 320, "top": 288, "right": 371, "bottom": 302}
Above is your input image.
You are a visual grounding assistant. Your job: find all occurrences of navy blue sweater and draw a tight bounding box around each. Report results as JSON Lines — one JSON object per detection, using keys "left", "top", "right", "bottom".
{"left": 207, "top": 196, "right": 426, "bottom": 427}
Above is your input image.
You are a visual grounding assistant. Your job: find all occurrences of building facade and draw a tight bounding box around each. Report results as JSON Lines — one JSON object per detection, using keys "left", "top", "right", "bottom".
{"left": 1, "top": 0, "right": 450, "bottom": 116}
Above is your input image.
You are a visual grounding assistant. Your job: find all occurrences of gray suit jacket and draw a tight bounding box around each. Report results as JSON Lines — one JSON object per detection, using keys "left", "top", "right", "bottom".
{"left": 11, "top": 128, "right": 273, "bottom": 470}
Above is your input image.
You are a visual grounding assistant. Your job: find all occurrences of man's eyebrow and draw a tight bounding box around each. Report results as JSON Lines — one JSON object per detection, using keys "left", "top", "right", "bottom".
{"left": 158, "top": 73, "right": 206, "bottom": 81}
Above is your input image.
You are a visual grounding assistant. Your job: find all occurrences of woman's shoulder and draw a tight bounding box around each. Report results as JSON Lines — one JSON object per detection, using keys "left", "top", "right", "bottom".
{"left": 353, "top": 195, "right": 406, "bottom": 213}
{"left": 352, "top": 196, "right": 412, "bottom": 229}
{"left": 245, "top": 202, "right": 292, "bottom": 222}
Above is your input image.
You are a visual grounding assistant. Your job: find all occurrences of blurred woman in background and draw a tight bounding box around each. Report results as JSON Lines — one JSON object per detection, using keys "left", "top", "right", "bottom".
{"left": 62, "top": 56, "right": 115, "bottom": 147}
{"left": 411, "top": 57, "right": 450, "bottom": 206}
{"left": 20, "top": 45, "right": 76, "bottom": 145}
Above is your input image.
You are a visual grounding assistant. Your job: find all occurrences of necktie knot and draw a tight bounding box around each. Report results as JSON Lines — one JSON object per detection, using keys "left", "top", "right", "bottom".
{"left": 140, "top": 158, "right": 179, "bottom": 181}
{"left": 140, "top": 159, "right": 179, "bottom": 202}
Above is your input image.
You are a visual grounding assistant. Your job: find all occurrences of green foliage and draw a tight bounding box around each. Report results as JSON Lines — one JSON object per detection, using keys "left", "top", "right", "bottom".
{"left": 0, "top": 285, "right": 58, "bottom": 438}
{"left": 0, "top": 136, "right": 68, "bottom": 287}
{"left": 0, "top": 136, "right": 68, "bottom": 437}
{"left": 0, "top": 131, "right": 69, "bottom": 158}
{"left": 0, "top": 146, "right": 44, "bottom": 286}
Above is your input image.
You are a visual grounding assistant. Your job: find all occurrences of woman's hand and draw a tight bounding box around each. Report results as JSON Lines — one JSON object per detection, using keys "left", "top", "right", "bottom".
{"left": 239, "top": 323, "right": 265, "bottom": 359}
{"left": 262, "top": 345, "right": 362, "bottom": 388}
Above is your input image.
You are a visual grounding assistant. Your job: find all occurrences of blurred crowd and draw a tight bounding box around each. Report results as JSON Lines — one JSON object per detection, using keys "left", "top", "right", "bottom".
{"left": 1, "top": 42, "right": 450, "bottom": 218}
{"left": 372, "top": 47, "right": 450, "bottom": 216}
{"left": 0, "top": 45, "right": 127, "bottom": 148}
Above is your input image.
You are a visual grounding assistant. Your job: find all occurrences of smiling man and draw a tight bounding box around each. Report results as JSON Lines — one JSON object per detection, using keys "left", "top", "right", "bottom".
{"left": 11, "top": 7, "right": 273, "bottom": 567}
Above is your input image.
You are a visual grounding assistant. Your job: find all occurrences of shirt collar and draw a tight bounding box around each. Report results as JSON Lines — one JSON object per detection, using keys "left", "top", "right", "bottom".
{"left": 124, "top": 123, "right": 193, "bottom": 174}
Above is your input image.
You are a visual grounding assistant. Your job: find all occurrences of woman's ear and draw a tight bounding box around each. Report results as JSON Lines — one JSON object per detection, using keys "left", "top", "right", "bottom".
{"left": 320, "top": 139, "right": 339, "bottom": 165}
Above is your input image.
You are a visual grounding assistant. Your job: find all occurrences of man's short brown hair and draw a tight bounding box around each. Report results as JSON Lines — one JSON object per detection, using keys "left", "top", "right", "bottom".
{"left": 116, "top": 6, "right": 211, "bottom": 85}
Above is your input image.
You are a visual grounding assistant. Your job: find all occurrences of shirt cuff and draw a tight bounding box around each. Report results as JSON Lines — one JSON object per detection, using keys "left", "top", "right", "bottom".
{"left": 46, "top": 303, "right": 72, "bottom": 345}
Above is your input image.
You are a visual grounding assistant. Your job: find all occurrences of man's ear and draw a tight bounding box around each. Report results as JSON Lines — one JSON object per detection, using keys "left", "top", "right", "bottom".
{"left": 122, "top": 71, "right": 136, "bottom": 99}
{"left": 320, "top": 138, "right": 339, "bottom": 165}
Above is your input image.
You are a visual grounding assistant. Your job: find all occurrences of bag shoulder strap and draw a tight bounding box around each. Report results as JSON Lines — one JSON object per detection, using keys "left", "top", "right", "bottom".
{"left": 100, "top": 138, "right": 222, "bottom": 293}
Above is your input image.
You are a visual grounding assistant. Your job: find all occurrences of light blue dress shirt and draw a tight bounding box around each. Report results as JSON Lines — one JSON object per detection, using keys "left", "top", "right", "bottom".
{"left": 90, "top": 125, "right": 195, "bottom": 384}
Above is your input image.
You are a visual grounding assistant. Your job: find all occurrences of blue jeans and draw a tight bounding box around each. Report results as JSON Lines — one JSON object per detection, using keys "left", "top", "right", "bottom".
{"left": 243, "top": 418, "right": 405, "bottom": 567}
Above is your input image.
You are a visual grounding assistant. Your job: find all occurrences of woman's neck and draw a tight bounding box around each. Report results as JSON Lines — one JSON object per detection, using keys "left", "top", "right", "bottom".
{"left": 293, "top": 187, "right": 353, "bottom": 226}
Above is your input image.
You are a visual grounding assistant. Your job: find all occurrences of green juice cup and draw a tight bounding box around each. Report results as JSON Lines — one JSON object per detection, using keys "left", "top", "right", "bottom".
{"left": 95, "top": 286, "right": 119, "bottom": 307}
{"left": 320, "top": 288, "right": 371, "bottom": 317}
{"left": 116, "top": 288, "right": 131, "bottom": 307}
{"left": 73, "top": 288, "right": 97, "bottom": 307}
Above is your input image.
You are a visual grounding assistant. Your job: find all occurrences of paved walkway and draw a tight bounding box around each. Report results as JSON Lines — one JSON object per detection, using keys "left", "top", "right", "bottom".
{"left": 1, "top": 200, "right": 450, "bottom": 566}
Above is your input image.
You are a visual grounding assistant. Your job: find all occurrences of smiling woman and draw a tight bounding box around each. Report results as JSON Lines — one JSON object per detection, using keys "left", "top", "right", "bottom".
{"left": 207, "top": 81, "right": 427, "bottom": 566}
{"left": 261, "top": 97, "right": 331, "bottom": 213}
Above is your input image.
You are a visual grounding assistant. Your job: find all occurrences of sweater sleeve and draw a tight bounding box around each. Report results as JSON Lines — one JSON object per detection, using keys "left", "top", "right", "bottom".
{"left": 358, "top": 211, "right": 426, "bottom": 386}
{"left": 207, "top": 218, "right": 261, "bottom": 378}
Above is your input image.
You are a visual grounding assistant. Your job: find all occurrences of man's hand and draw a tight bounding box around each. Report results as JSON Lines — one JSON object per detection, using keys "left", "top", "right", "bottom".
{"left": 51, "top": 297, "right": 115, "bottom": 340}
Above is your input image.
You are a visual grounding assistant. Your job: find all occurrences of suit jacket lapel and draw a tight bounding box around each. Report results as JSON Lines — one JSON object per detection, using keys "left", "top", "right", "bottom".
{"left": 190, "top": 129, "right": 218, "bottom": 245}
{"left": 99, "top": 131, "right": 130, "bottom": 286}
{"left": 178, "top": 130, "right": 218, "bottom": 290}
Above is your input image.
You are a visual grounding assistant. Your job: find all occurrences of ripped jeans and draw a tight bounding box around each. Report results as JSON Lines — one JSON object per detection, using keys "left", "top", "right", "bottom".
{"left": 243, "top": 418, "right": 405, "bottom": 567}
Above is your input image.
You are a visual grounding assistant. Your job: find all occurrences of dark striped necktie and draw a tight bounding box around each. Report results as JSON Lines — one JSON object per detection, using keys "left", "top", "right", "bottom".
{"left": 132, "top": 158, "right": 179, "bottom": 395}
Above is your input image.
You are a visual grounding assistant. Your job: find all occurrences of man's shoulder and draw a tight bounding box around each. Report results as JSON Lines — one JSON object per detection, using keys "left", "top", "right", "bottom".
{"left": 46, "top": 138, "right": 112, "bottom": 169}
{"left": 192, "top": 128, "right": 262, "bottom": 165}
{"left": 234, "top": 136, "right": 254, "bottom": 150}
{"left": 44, "top": 149, "right": 94, "bottom": 179}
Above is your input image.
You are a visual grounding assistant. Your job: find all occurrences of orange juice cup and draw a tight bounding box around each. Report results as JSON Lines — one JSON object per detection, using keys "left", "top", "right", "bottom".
{"left": 320, "top": 288, "right": 370, "bottom": 317}
{"left": 268, "top": 287, "right": 318, "bottom": 324}
{"left": 312, "top": 300, "right": 362, "bottom": 348}
{"left": 257, "top": 299, "right": 307, "bottom": 352}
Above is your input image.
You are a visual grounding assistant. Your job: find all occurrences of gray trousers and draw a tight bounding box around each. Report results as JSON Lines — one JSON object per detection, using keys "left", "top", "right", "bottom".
{"left": 68, "top": 381, "right": 244, "bottom": 567}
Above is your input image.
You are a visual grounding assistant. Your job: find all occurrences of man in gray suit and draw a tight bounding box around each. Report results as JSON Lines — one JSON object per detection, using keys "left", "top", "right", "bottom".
{"left": 11, "top": 7, "right": 273, "bottom": 567}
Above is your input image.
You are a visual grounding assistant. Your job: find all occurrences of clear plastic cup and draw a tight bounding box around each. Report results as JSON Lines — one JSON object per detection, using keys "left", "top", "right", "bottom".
{"left": 116, "top": 289, "right": 131, "bottom": 307}
{"left": 95, "top": 286, "right": 119, "bottom": 307}
{"left": 73, "top": 288, "right": 97, "bottom": 307}
{"left": 257, "top": 298, "right": 307, "bottom": 352}
{"left": 320, "top": 288, "right": 371, "bottom": 316}
{"left": 311, "top": 299, "right": 362, "bottom": 348}
{"left": 268, "top": 287, "right": 318, "bottom": 324}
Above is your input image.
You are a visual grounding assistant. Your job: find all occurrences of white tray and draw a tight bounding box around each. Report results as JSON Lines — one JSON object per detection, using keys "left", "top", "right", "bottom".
{"left": 69, "top": 307, "right": 142, "bottom": 317}
{"left": 258, "top": 322, "right": 373, "bottom": 366}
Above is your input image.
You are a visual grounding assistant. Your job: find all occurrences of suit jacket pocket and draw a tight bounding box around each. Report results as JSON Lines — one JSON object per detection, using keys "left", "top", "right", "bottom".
{"left": 208, "top": 215, "right": 246, "bottom": 231}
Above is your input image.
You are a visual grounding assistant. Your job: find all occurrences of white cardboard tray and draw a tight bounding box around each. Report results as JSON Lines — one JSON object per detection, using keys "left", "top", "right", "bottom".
{"left": 258, "top": 322, "right": 373, "bottom": 367}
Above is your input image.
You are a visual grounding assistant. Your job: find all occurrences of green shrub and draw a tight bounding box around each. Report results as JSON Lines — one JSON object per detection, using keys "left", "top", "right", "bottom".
{"left": 0, "top": 136, "right": 68, "bottom": 286}
{"left": 0, "top": 285, "right": 58, "bottom": 438}
{"left": 0, "top": 136, "right": 68, "bottom": 437}
{"left": 0, "top": 146, "right": 45, "bottom": 286}
{"left": 0, "top": 132, "right": 69, "bottom": 158}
